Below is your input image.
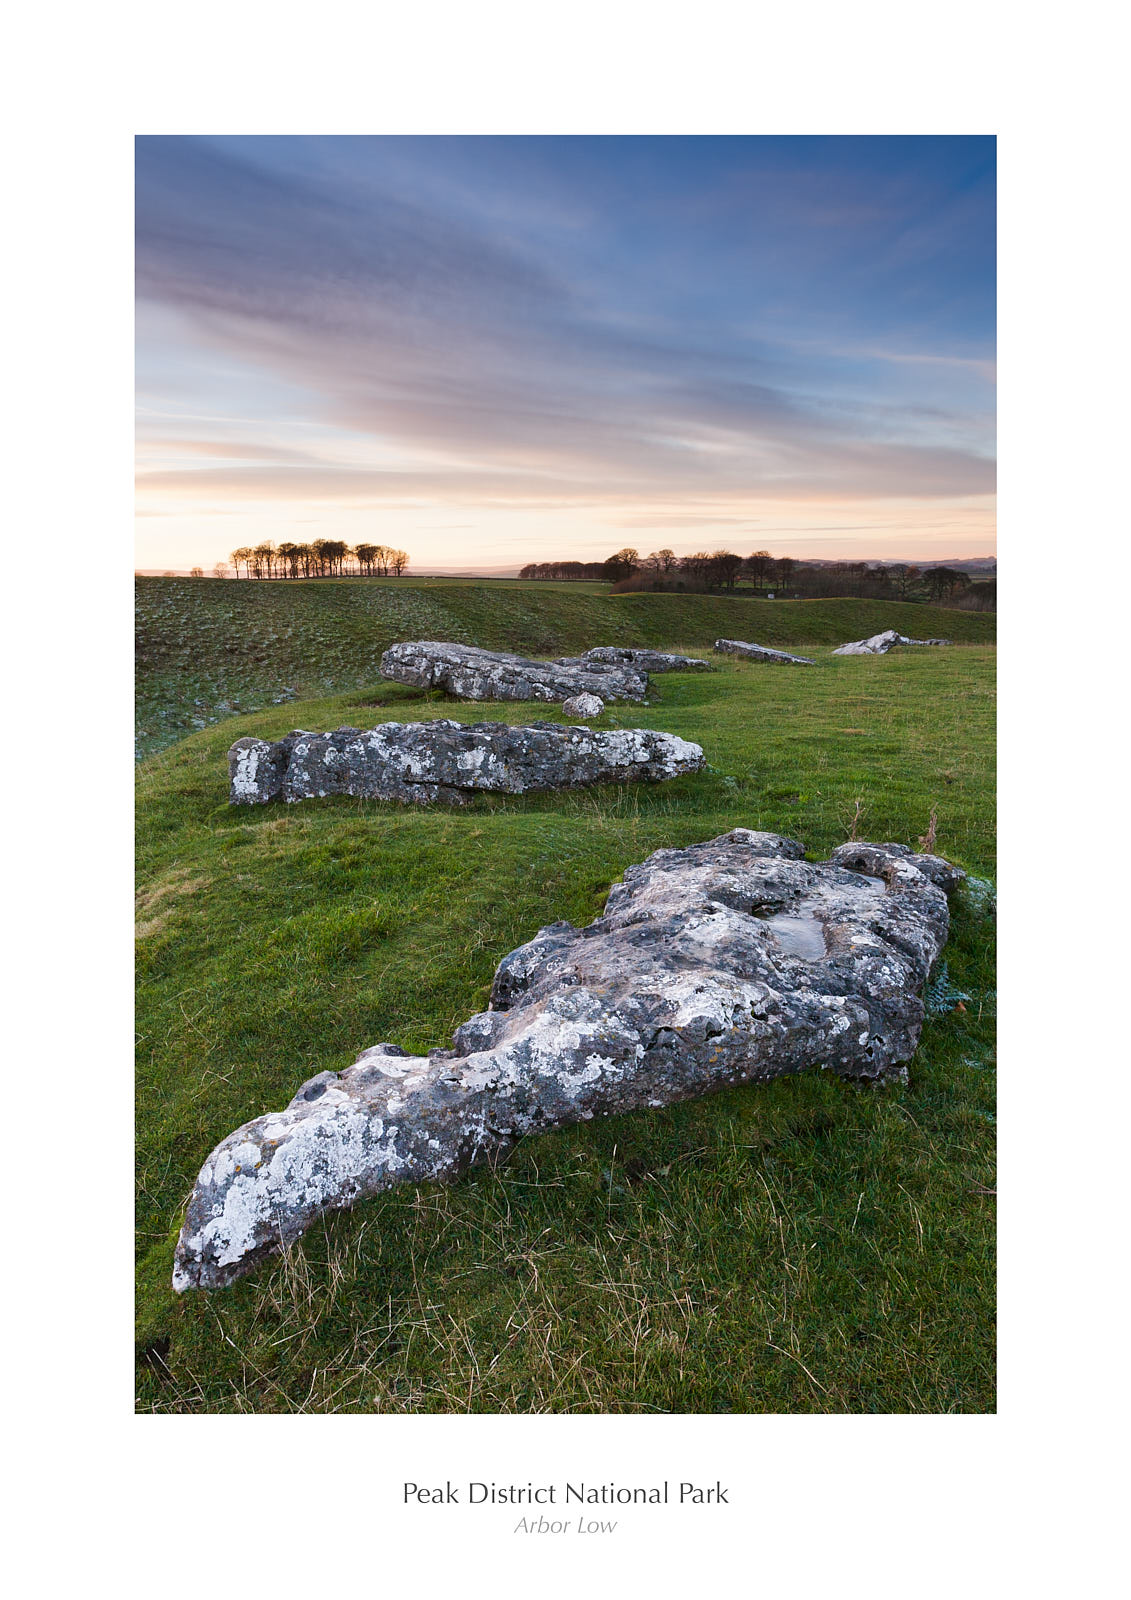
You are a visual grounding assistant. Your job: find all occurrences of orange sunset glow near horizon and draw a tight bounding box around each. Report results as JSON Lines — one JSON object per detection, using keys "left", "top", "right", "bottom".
{"left": 136, "top": 136, "right": 995, "bottom": 574}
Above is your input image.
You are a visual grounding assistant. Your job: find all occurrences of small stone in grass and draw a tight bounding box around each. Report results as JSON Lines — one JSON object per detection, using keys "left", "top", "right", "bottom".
{"left": 561, "top": 692, "right": 604, "bottom": 719}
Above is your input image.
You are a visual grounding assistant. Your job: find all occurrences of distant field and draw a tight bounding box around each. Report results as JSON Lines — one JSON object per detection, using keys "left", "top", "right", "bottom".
{"left": 136, "top": 577, "right": 995, "bottom": 758}
{"left": 355, "top": 575, "right": 614, "bottom": 592}
{"left": 136, "top": 642, "right": 996, "bottom": 1413}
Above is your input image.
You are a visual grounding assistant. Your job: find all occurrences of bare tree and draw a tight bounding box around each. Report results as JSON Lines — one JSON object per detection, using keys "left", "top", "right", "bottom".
{"left": 924, "top": 566, "right": 969, "bottom": 601}
{"left": 219, "top": 539, "right": 405, "bottom": 581}
{"left": 251, "top": 540, "right": 276, "bottom": 578}
{"left": 708, "top": 550, "right": 743, "bottom": 591}
{"left": 519, "top": 560, "right": 607, "bottom": 580}
{"left": 276, "top": 542, "right": 302, "bottom": 578}
{"left": 745, "top": 550, "right": 773, "bottom": 590}
{"left": 603, "top": 547, "right": 640, "bottom": 581}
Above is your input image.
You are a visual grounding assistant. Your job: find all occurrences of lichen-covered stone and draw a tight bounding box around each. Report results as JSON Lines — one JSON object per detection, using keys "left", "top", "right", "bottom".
{"left": 561, "top": 693, "right": 604, "bottom": 719}
{"left": 828, "top": 841, "right": 966, "bottom": 894}
{"left": 832, "top": 630, "right": 952, "bottom": 656}
{"left": 582, "top": 648, "right": 712, "bottom": 673}
{"left": 714, "top": 639, "right": 815, "bottom": 665}
{"left": 229, "top": 720, "right": 704, "bottom": 806}
{"left": 174, "top": 831, "right": 960, "bottom": 1290}
{"left": 380, "top": 641, "right": 647, "bottom": 702}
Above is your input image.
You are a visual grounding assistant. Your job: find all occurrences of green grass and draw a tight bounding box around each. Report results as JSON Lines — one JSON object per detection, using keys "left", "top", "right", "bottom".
{"left": 136, "top": 576, "right": 995, "bottom": 758}
{"left": 321, "top": 575, "right": 616, "bottom": 591}
{"left": 136, "top": 638, "right": 995, "bottom": 1413}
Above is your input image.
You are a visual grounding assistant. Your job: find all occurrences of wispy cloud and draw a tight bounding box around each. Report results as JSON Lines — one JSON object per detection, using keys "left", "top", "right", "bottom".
{"left": 135, "top": 136, "right": 995, "bottom": 563}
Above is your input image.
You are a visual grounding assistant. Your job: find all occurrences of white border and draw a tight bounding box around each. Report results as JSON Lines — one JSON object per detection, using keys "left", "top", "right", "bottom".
{"left": 7, "top": 1, "right": 1126, "bottom": 1593}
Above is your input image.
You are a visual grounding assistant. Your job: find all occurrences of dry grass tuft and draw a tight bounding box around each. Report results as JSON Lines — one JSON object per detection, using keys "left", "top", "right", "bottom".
{"left": 918, "top": 806, "right": 939, "bottom": 854}
{"left": 135, "top": 869, "right": 210, "bottom": 938}
{"left": 844, "top": 796, "right": 866, "bottom": 841}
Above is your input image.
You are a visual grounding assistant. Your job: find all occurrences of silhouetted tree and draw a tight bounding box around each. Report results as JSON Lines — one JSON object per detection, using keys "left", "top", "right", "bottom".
{"left": 708, "top": 550, "right": 744, "bottom": 591}
{"left": 887, "top": 564, "right": 920, "bottom": 597}
{"left": 744, "top": 550, "right": 773, "bottom": 590}
{"left": 276, "top": 542, "right": 302, "bottom": 578}
{"left": 774, "top": 556, "right": 796, "bottom": 592}
{"left": 251, "top": 541, "right": 276, "bottom": 578}
{"left": 519, "top": 561, "right": 607, "bottom": 580}
{"left": 923, "top": 566, "right": 969, "bottom": 601}
{"left": 603, "top": 547, "right": 640, "bottom": 581}
{"left": 206, "top": 541, "right": 411, "bottom": 580}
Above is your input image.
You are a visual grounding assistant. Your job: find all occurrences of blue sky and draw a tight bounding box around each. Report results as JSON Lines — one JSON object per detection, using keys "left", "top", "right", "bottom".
{"left": 135, "top": 135, "right": 995, "bottom": 569}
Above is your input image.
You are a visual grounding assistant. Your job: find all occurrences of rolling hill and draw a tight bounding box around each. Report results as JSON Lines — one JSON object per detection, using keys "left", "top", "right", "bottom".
{"left": 136, "top": 578, "right": 995, "bottom": 758}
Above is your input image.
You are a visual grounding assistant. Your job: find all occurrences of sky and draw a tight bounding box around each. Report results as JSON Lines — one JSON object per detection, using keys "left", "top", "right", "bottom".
{"left": 135, "top": 136, "right": 996, "bottom": 572}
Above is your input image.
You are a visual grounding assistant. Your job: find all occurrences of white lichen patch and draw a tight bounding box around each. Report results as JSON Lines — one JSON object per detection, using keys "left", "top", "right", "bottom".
{"left": 230, "top": 742, "right": 267, "bottom": 802}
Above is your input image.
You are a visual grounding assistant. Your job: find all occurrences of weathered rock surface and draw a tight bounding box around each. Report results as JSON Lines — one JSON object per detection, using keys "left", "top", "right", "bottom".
{"left": 561, "top": 693, "right": 604, "bottom": 719}
{"left": 832, "top": 630, "right": 952, "bottom": 656}
{"left": 582, "top": 647, "right": 712, "bottom": 673}
{"left": 380, "top": 641, "right": 648, "bottom": 702}
{"left": 174, "top": 831, "right": 960, "bottom": 1290}
{"left": 828, "top": 841, "right": 966, "bottom": 894}
{"left": 714, "top": 639, "right": 816, "bottom": 665}
{"left": 229, "top": 721, "right": 705, "bottom": 806}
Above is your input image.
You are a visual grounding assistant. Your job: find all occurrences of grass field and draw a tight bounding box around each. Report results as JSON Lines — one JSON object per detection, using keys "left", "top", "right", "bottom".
{"left": 331, "top": 575, "right": 616, "bottom": 591}
{"left": 136, "top": 577, "right": 995, "bottom": 757}
{"left": 136, "top": 624, "right": 996, "bottom": 1413}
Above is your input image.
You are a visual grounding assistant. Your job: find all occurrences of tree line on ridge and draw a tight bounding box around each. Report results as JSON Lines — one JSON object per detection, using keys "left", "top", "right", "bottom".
{"left": 222, "top": 540, "right": 410, "bottom": 579}
{"left": 519, "top": 547, "right": 994, "bottom": 608}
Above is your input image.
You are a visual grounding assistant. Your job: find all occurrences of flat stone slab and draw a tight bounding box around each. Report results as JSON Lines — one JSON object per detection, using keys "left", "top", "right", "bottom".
{"left": 582, "top": 647, "right": 712, "bottom": 673}
{"left": 833, "top": 629, "right": 952, "bottom": 656}
{"left": 380, "top": 641, "right": 648, "bottom": 702}
{"left": 714, "top": 638, "right": 815, "bottom": 665}
{"left": 229, "top": 720, "right": 705, "bottom": 806}
{"left": 174, "top": 830, "right": 962, "bottom": 1290}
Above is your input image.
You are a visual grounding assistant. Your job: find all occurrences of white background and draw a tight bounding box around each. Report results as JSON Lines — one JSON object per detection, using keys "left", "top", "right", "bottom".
{"left": 4, "top": 2, "right": 1126, "bottom": 1594}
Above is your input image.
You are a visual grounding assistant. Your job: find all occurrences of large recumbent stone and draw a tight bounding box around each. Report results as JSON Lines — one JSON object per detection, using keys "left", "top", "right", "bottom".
{"left": 582, "top": 647, "right": 712, "bottom": 673}
{"left": 380, "top": 641, "right": 648, "bottom": 702}
{"left": 833, "top": 629, "right": 952, "bottom": 656}
{"left": 714, "top": 639, "right": 815, "bottom": 665}
{"left": 229, "top": 720, "right": 705, "bottom": 806}
{"left": 173, "top": 830, "right": 963, "bottom": 1290}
